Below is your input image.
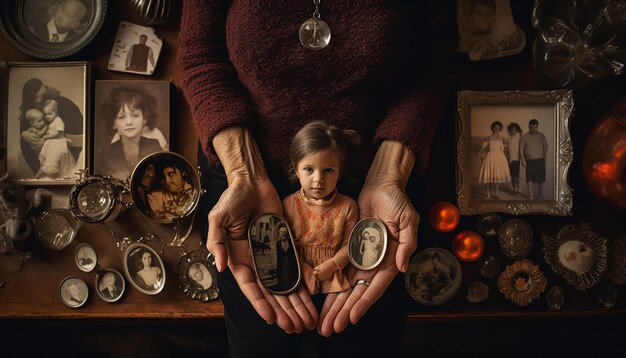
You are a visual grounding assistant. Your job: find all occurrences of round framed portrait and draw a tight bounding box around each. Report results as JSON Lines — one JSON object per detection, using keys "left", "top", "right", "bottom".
{"left": 74, "top": 243, "right": 97, "bottom": 272}
{"left": 123, "top": 242, "right": 166, "bottom": 295}
{"left": 177, "top": 249, "right": 219, "bottom": 302}
{"left": 497, "top": 259, "right": 547, "bottom": 307}
{"left": 542, "top": 222, "right": 608, "bottom": 291}
{"left": 95, "top": 269, "right": 125, "bottom": 303}
{"left": 69, "top": 174, "right": 126, "bottom": 224}
{"left": 247, "top": 213, "right": 301, "bottom": 295}
{"left": 129, "top": 151, "right": 201, "bottom": 224}
{"left": 0, "top": 0, "right": 107, "bottom": 59}
{"left": 348, "top": 218, "right": 388, "bottom": 270}
{"left": 405, "top": 248, "right": 462, "bottom": 306}
{"left": 58, "top": 276, "right": 88, "bottom": 308}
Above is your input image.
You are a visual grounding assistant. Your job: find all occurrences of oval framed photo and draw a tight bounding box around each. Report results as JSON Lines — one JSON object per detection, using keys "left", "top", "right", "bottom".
{"left": 58, "top": 276, "right": 88, "bottom": 308}
{"left": 74, "top": 242, "right": 97, "bottom": 272}
{"left": 177, "top": 249, "right": 219, "bottom": 302}
{"left": 348, "top": 218, "right": 388, "bottom": 270}
{"left": 95, "top": 268, "right": 125, "bottom": 303}
{"left": 123, "top": 242, "right": 165, "bottom": 295}
{"left": 247, "top": 213, "right": 301, "bottom": 295}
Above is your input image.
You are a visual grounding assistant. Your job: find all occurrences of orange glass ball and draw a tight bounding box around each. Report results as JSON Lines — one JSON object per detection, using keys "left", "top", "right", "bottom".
{"left": 452, "top": 230, "right": 484, "bottom": 262}
{"left": 428, "top": 202, "right": 460, "bottom": 233}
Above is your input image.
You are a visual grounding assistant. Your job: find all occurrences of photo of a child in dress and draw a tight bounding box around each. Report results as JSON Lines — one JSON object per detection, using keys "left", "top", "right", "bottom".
{"left": 468, "top": 105, "right": 555, "bottom": 201}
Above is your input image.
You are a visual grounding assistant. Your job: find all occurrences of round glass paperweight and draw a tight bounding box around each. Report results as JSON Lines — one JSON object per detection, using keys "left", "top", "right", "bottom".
{"left": 35, "top": 209, "right": 82, "bottom": 250}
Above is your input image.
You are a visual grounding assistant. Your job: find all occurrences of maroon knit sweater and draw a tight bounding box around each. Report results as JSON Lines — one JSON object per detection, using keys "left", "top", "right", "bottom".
{"left": 179, "top": 0, "right": 446, "bottom": 177}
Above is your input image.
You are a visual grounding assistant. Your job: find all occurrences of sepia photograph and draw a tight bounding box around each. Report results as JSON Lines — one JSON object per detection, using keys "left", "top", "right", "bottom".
{"left": 0, "top": 0, "right": 106, "bottom": 59}
{"left": 93, "top": 80, "right": 170, "bottom": 181}
{"left": 348, "top": 218, "right": 388, "bottom": 270}
{"left": 74, "top": 242, "right": 97, "bottom": 272}
{"left": 108, "top": 21, "right": 163, "bottom": 76}
{"left": 5, "top": 61, "right": 88, "bottom": 185}
{"left": 176, "top": 249, "right": 220, "bottom": 302}
{"left": 456, "top": 0, "right": 526, "bottom": 61}
{"left": 58, "top": 276, "right": 88, "bottom": 308}
{"left": 96, "top": 269, "right": 125, "bottom": 303}
{"left": 123, "top": 242, "right": 165, "bottom": 295}
{"left": 456, "top": 90, "right": 574, "bottom": 215}
{"left": 248, "top": 214, "right": 300, "bottom": 295}
{"left": 129, "top": 151, "right": 200, "bottom": 224}
{"left": 405, "top": 248, "right": 462, "bottom": 306}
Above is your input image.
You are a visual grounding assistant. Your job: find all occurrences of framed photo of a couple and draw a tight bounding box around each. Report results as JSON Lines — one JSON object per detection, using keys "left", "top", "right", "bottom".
{"left": 4, "top": 61, "right": 89, "bottom": 185}
{"left": 456, "top": 90, "right": 574, "bottom": 216}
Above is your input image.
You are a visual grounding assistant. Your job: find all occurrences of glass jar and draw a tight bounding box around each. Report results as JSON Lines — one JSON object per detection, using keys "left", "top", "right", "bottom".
{"left": 582, "top": 97, "right": 626, "bottom": 209}
{"left": 531, "top": 0, "right": 626, "bottom": 89}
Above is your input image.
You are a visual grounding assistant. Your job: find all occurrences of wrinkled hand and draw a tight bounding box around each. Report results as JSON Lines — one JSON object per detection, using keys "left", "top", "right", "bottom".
{"left": 206, "top": 178, "right": 318, "bottom": 333}
{"left": 318, "top": 182, "right": 419, "bottom": 336}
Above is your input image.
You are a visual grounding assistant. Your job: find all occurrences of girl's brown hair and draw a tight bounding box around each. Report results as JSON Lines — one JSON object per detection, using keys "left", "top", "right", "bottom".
{"left": 288, "top": 121, "right": 360, "bottom": 183}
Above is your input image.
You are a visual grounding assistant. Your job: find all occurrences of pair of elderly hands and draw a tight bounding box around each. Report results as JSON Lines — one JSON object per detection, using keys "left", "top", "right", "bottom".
{"left": 206, "top": 168, "right": 419, "bottom": 336}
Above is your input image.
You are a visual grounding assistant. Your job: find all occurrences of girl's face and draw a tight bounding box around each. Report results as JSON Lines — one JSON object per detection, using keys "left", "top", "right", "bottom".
{"left": 492, "top": 124, "right": 501, "bottom": 134}
{"left": 114, "top": 103, "right": 146, "bottom": 140}
{"left": 509, "top": 127, "right": 518, "bottom": 135}
{"left": 295, "top": 149, "right": 340, "bottom": 200}
{"left": 141, "top": 252, "right": 152, "bottom": 267}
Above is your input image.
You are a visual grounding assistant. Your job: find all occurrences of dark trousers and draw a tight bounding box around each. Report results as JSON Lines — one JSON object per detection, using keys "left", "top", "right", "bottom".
{"left": 198, "top": 148, "right": 410, "bottom": 357}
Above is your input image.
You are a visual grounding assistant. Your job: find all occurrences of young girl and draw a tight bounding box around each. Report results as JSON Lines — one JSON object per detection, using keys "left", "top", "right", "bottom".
{"left": 282, "top": 121, "right": 359, "bottom": 294}
{"left": 477, "top": 120, "right": 511, "bottom": 199}
{"left": 506, "top": 122, "right": 522, "bottom": 195}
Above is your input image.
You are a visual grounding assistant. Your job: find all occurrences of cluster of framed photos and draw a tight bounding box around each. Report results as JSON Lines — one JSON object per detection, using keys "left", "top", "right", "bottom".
{"left": 0, "top": 60, "right": 171, "bottom": 185}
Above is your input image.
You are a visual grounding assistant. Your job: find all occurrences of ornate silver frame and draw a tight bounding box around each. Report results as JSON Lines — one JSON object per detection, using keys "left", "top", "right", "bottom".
{"left": 542, "top": 222, "right": 608, "bottom": 291}
{"left": 456, "top": 90, "right": 574, "bottom": 215}
{"left": 177, "top": 248, "right": 219, "bottom": 302}
{"left": 497, "top": 259, "right": 547, "bottom": 307}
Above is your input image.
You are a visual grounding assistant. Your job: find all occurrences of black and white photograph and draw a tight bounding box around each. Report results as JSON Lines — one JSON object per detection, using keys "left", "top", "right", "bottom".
{"left": 456, "top": 0, "right": 526, "bottom": 61}
{"left": 405, "top": 248, "right": 462, "bottom": 306}
{"left": 176, "top": 249, "right": 219, "bottom": 302}
{"left": 93, "top": 80, "right": 170, "bottom": 181}
{"left": 96, "top": 269, "right": 125, "bottom": 303}
{"left": 129, "top": 151, "right": 200, "bottom": 224}
{"left": 248, "top": 214, "right": 300, "bottom": 295}
{"left": 74, "top": 242, "right": 97, "bottom": 272}
{"left": 456, "top": 90, "right": 574, "bottom": 215}
{"left": 0, "top": 0, "right": 106, "bottom": 59}
{"left": 348, "top": 218, "right": 387, "bottom": 270}
{"left": 5, "top": 62, "right": 88, "bottom": 185}
{"left": 123, "top": 242, "right": 165, "bottom": 295}
{"left": 23, "top": 0, "right": 92, "bottom": 43}
{"left": 107, "top": 21, "right": 163, "bottom": 76}
{"left": 58, "top": 276, "right": 88, "bottom": 308}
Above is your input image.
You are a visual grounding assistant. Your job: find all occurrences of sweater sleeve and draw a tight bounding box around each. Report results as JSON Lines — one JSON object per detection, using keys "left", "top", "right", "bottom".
{"left": 178, "top": 0, "right": 258, "bottom": 162}
{"left": 372, "top": 1, "right": 451, "bottom": 174}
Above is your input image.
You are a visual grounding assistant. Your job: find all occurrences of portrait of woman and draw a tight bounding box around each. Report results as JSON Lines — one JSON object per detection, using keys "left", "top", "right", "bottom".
{"left": 123, "top": 243, "right": 165, "bottom": 295}
{"left": 188, "top": 262, "right": 214, "bottom": 290}
{"left": 59, "top": 276, "right": 88, "bottom": 308}
{"left": 94, "top": 81, "right": 170, "bottom": 180}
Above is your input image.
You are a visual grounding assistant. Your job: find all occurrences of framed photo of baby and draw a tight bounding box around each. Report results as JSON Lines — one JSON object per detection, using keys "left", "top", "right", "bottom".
{"left": 4, "top": 61, "right": 89, "bottom": 185}
{"left": 93, "top": 80, "right": 170, "bottom": 181}
{"left": 456, "top": 90, "right": 573, "bottom": 215}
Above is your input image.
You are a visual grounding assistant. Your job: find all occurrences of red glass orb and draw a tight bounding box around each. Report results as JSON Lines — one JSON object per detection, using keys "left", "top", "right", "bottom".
{"left": 428, "top": 202, "right": 460, "bottom": 233}
{"left": 452, "top": 230, "right": 484, "bottom": 262}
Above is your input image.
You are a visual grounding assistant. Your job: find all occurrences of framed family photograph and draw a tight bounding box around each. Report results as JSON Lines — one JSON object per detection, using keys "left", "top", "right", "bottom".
{"left": 4, "top": 61, "right": 89, "bottom": 185}
{"left": 96, "top": 268, "right": 125, "bottom": 303}
{"left": 93, "top": 80, "right": 170, "bottom": 181}
{"left": 456, "top": 90, "right": 574, "bottom": 215}
{"left": 0, "top": 0, "right": 107, "bottom": 59}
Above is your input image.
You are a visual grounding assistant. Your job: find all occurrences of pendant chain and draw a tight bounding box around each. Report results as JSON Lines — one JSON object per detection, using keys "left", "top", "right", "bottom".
{"left": 313, "top": 0, "right": 321, "bottom": 19}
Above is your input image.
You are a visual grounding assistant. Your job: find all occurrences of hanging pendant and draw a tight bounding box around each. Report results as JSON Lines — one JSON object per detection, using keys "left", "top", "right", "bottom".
{"left": 299, "top": 0, "right": 331, "bottom": 50}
